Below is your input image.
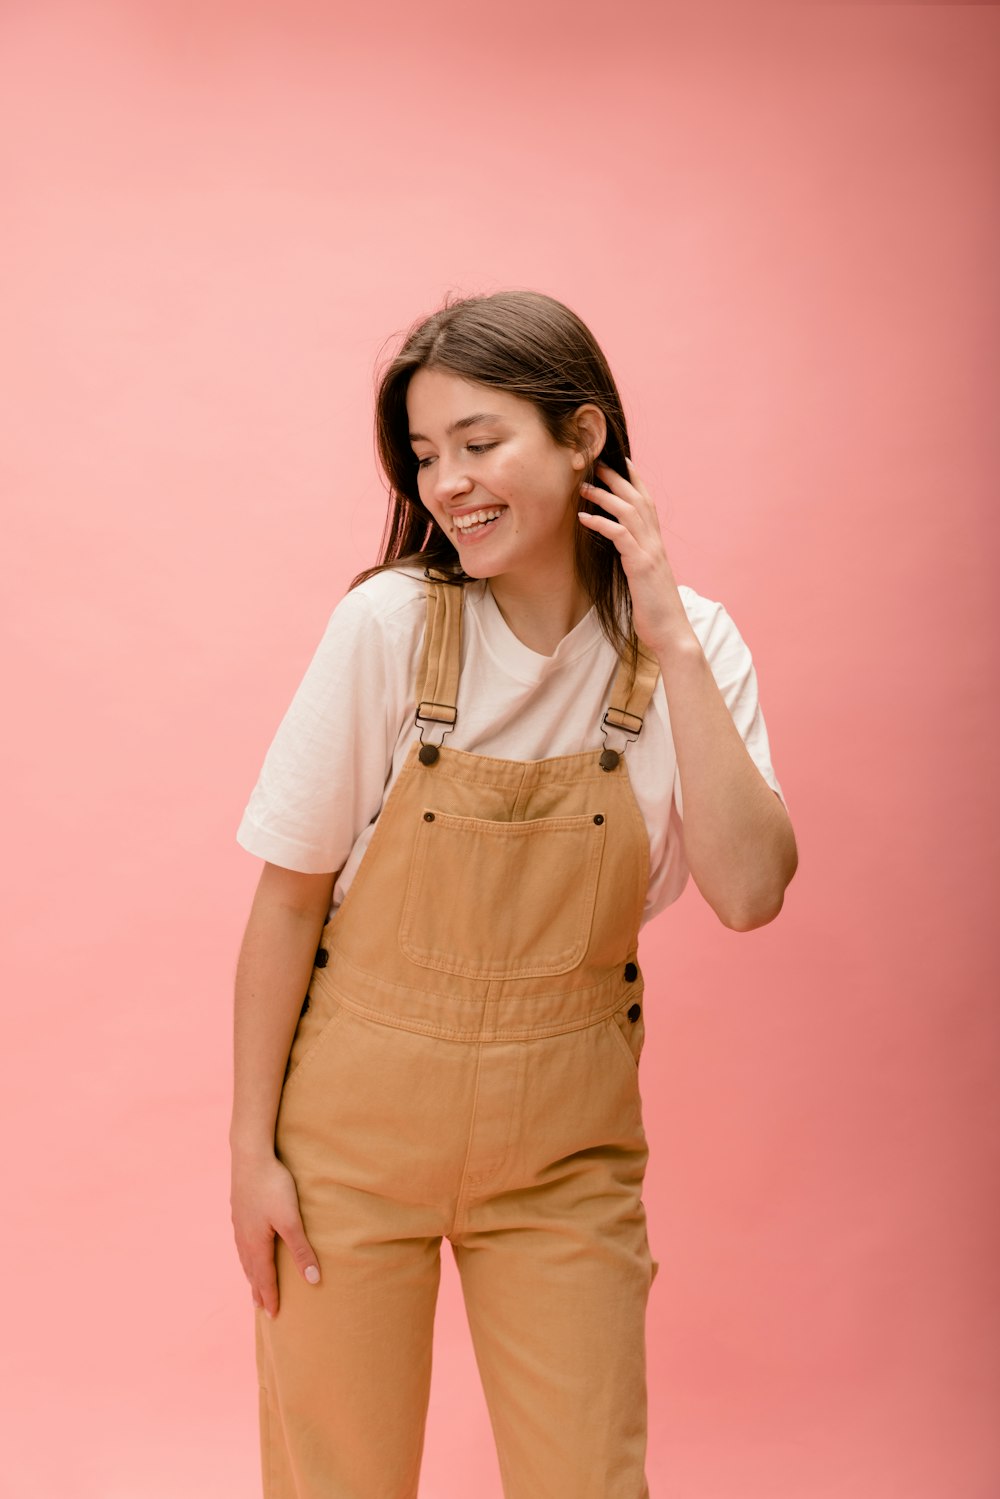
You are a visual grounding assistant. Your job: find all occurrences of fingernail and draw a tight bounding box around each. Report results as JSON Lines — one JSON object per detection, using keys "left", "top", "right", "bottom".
{"left": 305, "top": 1264, "right": 320, "bottom": 1284}
{"left": 265, "top": 1308, "right": 274, "bottom": 1319}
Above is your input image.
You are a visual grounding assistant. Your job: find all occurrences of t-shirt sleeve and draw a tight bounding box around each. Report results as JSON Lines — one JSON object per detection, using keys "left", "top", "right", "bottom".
{"left": 235, "top": 588, "right": 404, "bottom": 873}
{"left": 672, "top": 594, "right": 787, "bottom": 819}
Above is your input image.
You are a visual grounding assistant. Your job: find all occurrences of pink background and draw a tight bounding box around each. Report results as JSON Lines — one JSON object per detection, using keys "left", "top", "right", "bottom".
{"left": 3, "top": 2, "right": 998, "bottom": 1495}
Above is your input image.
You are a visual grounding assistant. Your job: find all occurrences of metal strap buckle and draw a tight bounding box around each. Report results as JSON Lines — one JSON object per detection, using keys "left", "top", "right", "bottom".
{"left": 416, "top": 700, "right": 457, "bottom": 728}
{"left": 599, "top": 709, "right": 643, "bottom": 772}
{"left": 602, "top": 706, "right": 645, "bottom": 737}
{"left": 415, "top": 700, "right": 457, "bottom": 763}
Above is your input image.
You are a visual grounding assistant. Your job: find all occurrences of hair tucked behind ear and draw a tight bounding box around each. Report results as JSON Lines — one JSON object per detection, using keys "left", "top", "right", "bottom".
{"left": 352, "top": 287, "right": 638, "bottom": 674}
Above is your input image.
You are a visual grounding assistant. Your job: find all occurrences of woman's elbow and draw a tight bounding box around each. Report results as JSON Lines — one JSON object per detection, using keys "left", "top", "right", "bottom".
{"left": 721, "top": 892, "right": 785, "bottom": 932}
{"left": 719, "top": 844, "right": 798, "bottom": 932}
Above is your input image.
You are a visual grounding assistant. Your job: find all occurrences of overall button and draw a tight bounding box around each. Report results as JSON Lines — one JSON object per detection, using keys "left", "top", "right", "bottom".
{"left": 314, "top": 947, "right": 329, "bottom": 968}
{"left": 627, "top": 1003, "right": 642, "bottom": 1022}
{"left": 624, "top": 961, "right": 638, "bottom": 982}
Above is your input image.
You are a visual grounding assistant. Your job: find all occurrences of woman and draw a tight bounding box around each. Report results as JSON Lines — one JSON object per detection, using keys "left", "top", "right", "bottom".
{"left": 230, "top": 289, "right": 798, "bottom": 1498}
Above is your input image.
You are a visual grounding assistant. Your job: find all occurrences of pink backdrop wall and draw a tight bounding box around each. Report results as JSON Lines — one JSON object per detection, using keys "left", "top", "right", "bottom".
{"left": 3, "top": 2, "right": 997, "bottom": 1495}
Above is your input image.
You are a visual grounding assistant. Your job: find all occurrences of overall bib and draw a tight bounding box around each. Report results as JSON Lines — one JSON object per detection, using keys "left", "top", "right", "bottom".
{"left": 255, "top": 572, "right": 663, "bottom": 1499}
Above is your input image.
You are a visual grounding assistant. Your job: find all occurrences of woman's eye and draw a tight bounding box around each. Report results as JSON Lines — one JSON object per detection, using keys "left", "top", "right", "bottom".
{"left": 414, "top": 442, "right": 497, "bottom": 470}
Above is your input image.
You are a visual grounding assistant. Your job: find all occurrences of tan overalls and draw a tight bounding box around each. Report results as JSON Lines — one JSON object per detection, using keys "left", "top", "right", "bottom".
{"left": 255, "top": 570, "right": 663, "bottom": 1499}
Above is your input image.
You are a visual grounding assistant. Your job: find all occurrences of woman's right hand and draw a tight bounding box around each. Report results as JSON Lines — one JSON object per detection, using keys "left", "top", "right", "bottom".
{"left": 230, "top": 1150, "right": 322, "bottom": 1318}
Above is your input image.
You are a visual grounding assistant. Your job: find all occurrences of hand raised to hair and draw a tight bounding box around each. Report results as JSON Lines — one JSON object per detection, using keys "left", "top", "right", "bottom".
{"left": 578, "top": 459, "right": 697, "bottom": 657}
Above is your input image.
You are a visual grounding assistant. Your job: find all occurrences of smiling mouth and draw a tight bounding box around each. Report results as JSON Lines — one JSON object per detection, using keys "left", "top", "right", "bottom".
{"left": 451, "top": 506, "right": 507, "bottom": 537}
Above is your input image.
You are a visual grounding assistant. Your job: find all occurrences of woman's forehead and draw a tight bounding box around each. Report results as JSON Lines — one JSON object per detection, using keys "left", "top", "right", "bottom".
{"left": 406, "top": 368, "right": 533, "bottom": 432}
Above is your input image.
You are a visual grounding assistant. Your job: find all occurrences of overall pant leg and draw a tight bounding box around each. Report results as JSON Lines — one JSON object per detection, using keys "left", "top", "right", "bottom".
{"left": 255, "top": 1229, "right": 441, "bottom": 1499}
{"left": 254, "top": 985, "right": 479, "bottom": 1499}
{"left": 450, "top": 1005, "right": 659, "bottom": 1499}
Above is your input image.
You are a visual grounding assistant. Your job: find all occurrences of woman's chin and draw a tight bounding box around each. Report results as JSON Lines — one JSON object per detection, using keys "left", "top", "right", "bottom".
{"left": 455, "top": 557, "right": 498, "bottom": 579}
{"left": 448, "top": 536, "right": 504, "bottom": 578}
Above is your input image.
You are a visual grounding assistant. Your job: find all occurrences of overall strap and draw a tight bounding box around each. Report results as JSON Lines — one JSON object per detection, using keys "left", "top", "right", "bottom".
{"left": 605, "top": 642, "right": 661, "bottom": 735}
{"left": 599, "top": 642, "right": 661, "bottom": 769}
{"left": 414, "top": 572, "right": 464, "bottom": 749}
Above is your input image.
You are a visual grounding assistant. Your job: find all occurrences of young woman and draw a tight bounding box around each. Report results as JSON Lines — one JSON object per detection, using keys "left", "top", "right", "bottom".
{"left": 230, "top": 289, "right": 798, "bottom": 1499}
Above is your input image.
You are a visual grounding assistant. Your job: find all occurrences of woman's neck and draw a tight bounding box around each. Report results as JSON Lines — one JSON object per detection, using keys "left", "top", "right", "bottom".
{"left": 486, "top": 573, "right": 593, "bottom": 657}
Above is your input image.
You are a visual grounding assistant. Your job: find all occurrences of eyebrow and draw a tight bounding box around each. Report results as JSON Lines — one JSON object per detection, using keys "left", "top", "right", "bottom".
{"left": 408, "top": 412, "right": 505, "bottom": 443}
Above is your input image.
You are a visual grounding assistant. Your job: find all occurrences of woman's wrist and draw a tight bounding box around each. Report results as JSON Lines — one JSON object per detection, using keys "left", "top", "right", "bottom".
{"left": 646, "top": 611, "right": 702, "bottom": 667}
{"left": 230, "top": 1128, "right": 277, "bottom": 1164}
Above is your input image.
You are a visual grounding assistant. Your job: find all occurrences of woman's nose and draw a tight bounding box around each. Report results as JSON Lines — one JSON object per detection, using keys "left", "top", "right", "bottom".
{"left": 430, "top": 460, "right": 473, "bottom": 504}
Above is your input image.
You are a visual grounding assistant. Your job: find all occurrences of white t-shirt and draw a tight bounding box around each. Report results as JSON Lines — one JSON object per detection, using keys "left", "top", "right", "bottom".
{"left": 236, "top": 565, "right": 787, "bottom": 928}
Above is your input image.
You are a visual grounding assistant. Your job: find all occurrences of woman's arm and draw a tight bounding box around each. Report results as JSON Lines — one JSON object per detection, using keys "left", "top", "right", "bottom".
{"left": 229, "top": 862, "right": 337, "bottom": 1161}
{"left": 651, "top": 628, "right": 798, "bottom": 931}
{"left": 578, "top": 459, "right": 797, "bottom": 930}
{"left": 229, "top": 863, "right": 337, "bottom": 1316}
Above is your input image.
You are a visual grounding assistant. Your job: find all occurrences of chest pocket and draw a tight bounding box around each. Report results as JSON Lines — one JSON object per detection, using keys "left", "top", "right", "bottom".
{"left": 398, "top": 807, "right": 606, "bottom": 979}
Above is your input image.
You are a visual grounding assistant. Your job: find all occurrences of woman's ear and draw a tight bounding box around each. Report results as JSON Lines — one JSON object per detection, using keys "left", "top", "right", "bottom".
{"left": 571, "top": 403, "right": 608, "bottom": 476}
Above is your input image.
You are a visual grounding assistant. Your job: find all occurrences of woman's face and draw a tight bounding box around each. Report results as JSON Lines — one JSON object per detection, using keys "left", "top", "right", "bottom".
{"left": 406, "top": 367, "right": 601, "bottom": 588}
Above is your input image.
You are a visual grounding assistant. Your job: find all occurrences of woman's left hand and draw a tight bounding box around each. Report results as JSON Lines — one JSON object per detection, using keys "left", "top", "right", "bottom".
{"left": 578, "top": 458, "right": 695, "bottom": 654}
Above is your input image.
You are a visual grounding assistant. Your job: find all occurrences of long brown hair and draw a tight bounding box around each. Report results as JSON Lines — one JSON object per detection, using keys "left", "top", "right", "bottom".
{"left": 352, "top": 288, "right": 638, "bottom": 670}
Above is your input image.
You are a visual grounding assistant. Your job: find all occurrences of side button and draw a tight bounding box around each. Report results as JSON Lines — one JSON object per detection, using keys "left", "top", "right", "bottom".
{"left": 627, "top": 1003, "right": 641, "bottom": 1022}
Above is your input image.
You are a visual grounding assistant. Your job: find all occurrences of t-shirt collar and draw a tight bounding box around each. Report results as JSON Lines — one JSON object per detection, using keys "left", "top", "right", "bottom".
{"left": 474, "top": 580, "right": 603, "bottom": 679}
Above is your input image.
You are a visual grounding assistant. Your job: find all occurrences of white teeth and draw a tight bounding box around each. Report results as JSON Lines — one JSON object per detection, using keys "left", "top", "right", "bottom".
{"left": 454, "top": 507, "right": 505, "bottom": 531}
